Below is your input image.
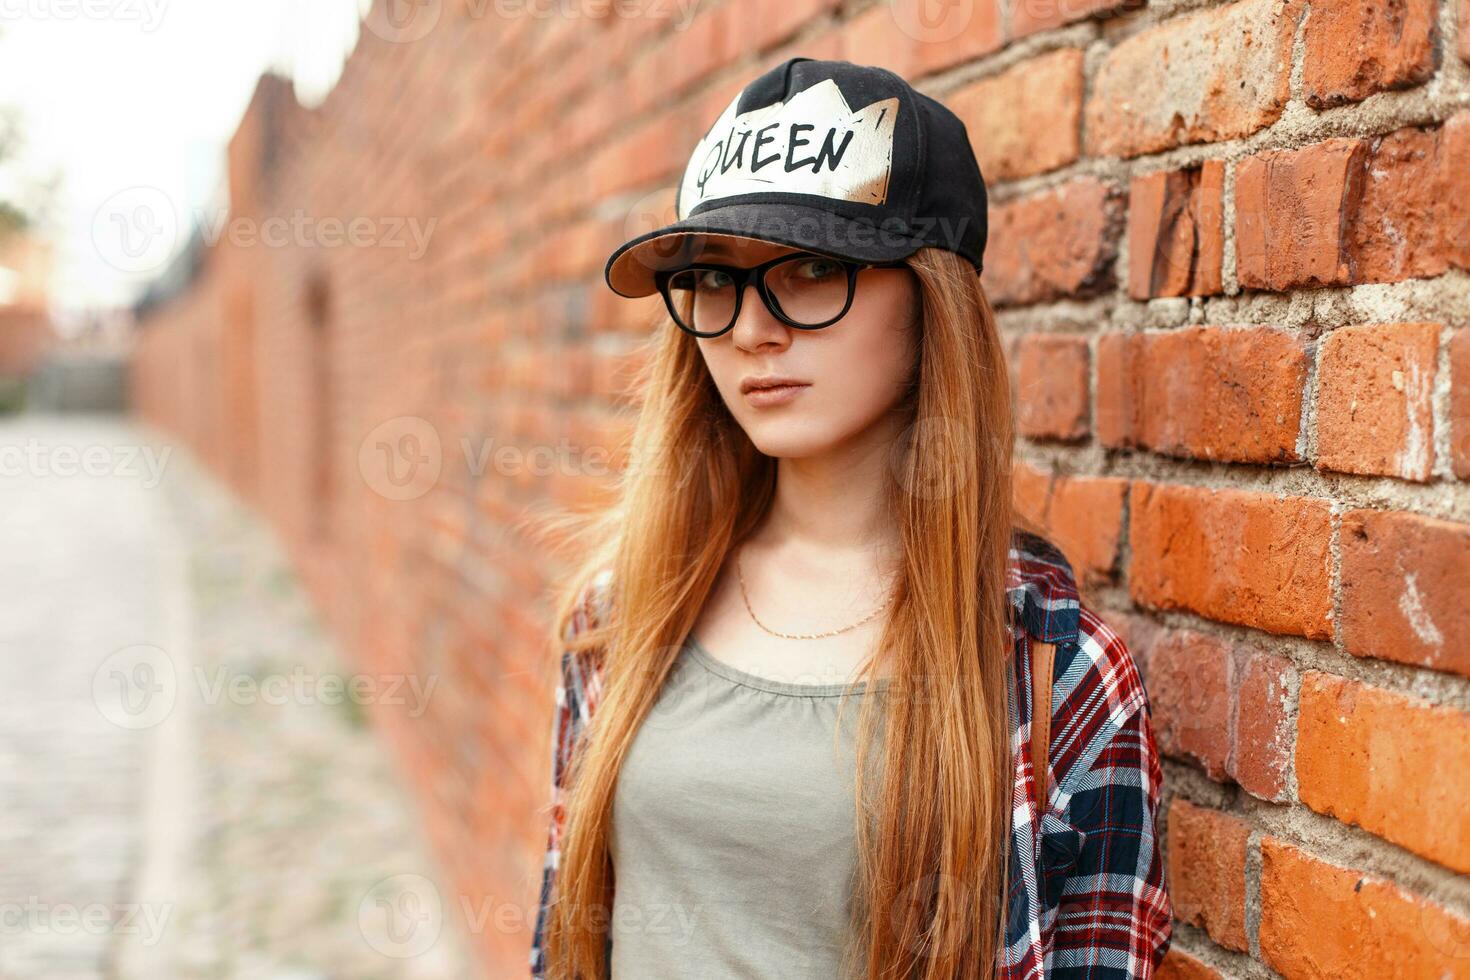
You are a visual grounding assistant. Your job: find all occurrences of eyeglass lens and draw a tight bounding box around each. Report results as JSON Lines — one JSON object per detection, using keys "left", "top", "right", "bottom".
{"left": 666, "top": 255, "right": 851, "bottom": 334}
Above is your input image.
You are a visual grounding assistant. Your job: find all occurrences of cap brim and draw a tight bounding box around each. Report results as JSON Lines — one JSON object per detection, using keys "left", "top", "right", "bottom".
{"left": 603, "top": 201, "right": 928, "bottom": 298}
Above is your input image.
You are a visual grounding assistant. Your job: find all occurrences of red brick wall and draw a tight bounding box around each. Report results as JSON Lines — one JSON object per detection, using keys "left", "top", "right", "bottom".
{"left": 0, "top": 307, "right": 55, "bottom": 377}
{"left": 131, "top": 0, "right": 1470, "bottom": 975}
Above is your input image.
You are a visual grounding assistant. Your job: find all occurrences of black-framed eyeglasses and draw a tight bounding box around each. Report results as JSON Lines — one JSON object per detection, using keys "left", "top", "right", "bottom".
{"left": 654, "top": 250, "right": 908, "bottom": 339}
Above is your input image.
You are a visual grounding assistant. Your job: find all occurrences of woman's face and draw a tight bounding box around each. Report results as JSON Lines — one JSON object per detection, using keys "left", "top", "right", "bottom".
{"left": 687, "top": 237, "right": 921, "bottom": 459}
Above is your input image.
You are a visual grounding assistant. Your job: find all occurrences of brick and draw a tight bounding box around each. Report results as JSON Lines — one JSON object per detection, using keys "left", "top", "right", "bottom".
{"left": 842, "top": 0, "right": 1004, "bottom": 78}
{"left": 1235, "top": 137, "right": 1370, "bottom": 291}
{"left": 1011, "top": 463, "right": 1127, "bottom": 585}
{"left": 588, "top": 279, "right": 666, "bottom": 334}
{"left": 1353, "top": 121, "right": 1470, "bottom": 281}
{"left": 1097, "top": 326, "right": 1308, "bottom": 464}
{"left": 1454, "top": 328, "right": 1470, "bottom": 478}
{"left": 645, "top": 4, "right": 747, "bottom": 105}
{"left": 1296, "top": 671, "right": 1470, "bottom": 873}
{"left": 1315, "top": 322, "right": 1440, "bottom": 481}
{"left": 1463, "top": 0, "right": 1470, "bottom": 62}
{"left": 1301, "top": 0, "right": 1438, "bottom": 108}
{"left": 1237, "top": 117, "right": 1470, "bottom": 290}
{"left": 1167, "top": 799, "right": 1249, "bottom": 952}
{"left": 1260, "top": 837, "right": 1470, "bottom": 977}
{"left": 1230, "top": 650, "right": 1295, "bottom": 802}
{"left": 902, "top": 0, "right": 1004, "bottom": 77}
{"left": 1106, "top": 610, "right": 1165, "bottom": 683}
{"left": 1452, "top": 114, "right": 1470, "bottom": 257}
{"left": 1145, "top": 628, "right": 1232, "bottom": 779}
{"left": 1155, "top": 948, "right": 1222, "bottom": 980}
{"left": 1011, "top": 0, "right": 1143, "bottom": 39}
{"left": 1129, "top": 482, "right": 1333, "bottom": 639}
{"left": 1085, "top": 0, "right": 1302, "bottom": 158}
{"left": 1039, "top": 476, "right": 1127, "bottom": 586}
{"left": 986, "top": 178, "right": 1123, "bottom": 306}
{"left": 1012, "top": 461, "right": 1051, "bottom": 533}
{"left": 1016, "top": 334, "right": 1090, "bottom": 440}
{"left": 1127, "top": 161, "right": 1225, "bottom": 299}
{"left": 1135, "top": 632, "right": 1293, "bottom": 799}
{"left": 840, "top": 3, "right": 919, "bottom": 77}
{"left": 946, "top": 48, "right": 1084, "bottom": 181}
{"left": 748, "top": 0, "right": 840, "bottom": 53}
{"left": 1338, "top": 509, "right": 1470, "bottom": 678}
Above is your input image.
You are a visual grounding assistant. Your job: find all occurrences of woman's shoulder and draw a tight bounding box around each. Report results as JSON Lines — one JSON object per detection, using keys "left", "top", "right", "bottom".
{"left": 1009, "top": 528, "right": 1152, "bottom": 788}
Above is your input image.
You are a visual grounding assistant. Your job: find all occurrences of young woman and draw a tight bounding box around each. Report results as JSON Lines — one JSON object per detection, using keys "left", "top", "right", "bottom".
{"left": 528, "top": 57, "right": 1171, "bottom": 979}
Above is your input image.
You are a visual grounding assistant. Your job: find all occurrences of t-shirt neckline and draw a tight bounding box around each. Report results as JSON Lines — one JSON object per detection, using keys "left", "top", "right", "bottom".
{"left": 684, "top": 632, "right": 889, "bottom": 697}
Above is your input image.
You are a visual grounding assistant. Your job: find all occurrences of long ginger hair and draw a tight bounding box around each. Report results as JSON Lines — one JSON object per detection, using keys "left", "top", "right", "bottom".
{"left": 528, "top": 245, "right": 1022, "bottom": 979}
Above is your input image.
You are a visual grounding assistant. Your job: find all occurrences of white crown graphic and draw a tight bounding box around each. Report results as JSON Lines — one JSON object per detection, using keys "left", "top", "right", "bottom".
{"left": 677, "top": 78, "right": 900, "bottom": 219}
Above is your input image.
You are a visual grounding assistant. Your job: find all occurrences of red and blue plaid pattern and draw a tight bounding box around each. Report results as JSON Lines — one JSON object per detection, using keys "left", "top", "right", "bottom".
{"left": 530, "top": 528, "right": 1172, "bottom": 977}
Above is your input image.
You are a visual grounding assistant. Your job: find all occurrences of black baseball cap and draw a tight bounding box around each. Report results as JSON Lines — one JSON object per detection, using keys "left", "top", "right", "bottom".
{"left": 603, "top": 56, "right": 990, "bottom": 299}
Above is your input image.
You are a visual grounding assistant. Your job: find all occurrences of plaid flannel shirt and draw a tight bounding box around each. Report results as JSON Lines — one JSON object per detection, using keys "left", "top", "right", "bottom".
{"left": 530, "top": 528, "right": 1172, "bottom": 978}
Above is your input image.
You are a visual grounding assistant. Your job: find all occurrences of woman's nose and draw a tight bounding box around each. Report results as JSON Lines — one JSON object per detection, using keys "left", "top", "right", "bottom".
{"left": 730, "top": 282, "right": 791, "bottom": 351}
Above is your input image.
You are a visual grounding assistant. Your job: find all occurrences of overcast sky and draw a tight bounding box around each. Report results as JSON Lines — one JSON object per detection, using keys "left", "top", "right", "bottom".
{"left": 0, "top": 0, "right": 366, "bottom": 313}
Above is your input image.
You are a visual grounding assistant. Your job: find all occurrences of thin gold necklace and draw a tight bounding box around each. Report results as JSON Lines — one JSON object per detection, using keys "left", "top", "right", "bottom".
{"left": 734, "top": 543, "right": 897, "bottom": 640}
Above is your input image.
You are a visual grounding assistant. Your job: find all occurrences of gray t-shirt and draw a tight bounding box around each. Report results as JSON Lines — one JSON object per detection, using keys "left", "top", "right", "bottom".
{"left": 610, "top": 633, "right": 889, "bottom": 979}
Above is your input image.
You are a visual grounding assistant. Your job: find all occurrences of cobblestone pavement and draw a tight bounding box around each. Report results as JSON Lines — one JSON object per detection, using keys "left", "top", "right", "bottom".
{"left": 0, "top": 413, "right": 473, "bottom": 980}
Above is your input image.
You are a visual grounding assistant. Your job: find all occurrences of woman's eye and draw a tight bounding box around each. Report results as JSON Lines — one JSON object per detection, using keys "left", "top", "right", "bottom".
{"left": 698, "top": 270, "right": 733, "bottom": 289}
{"left": 794, "top": 258, "right": 841, "bottom": 280}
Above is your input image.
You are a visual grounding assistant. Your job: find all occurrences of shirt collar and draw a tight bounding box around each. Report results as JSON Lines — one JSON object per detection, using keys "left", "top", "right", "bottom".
{"left": 1006, "top": 526, "right": 1082, "bottom": 647}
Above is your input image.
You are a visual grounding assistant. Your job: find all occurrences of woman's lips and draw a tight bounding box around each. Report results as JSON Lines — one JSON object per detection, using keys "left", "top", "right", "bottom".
{"left": 742, "top": 383, "right": 810, "bottom": 407}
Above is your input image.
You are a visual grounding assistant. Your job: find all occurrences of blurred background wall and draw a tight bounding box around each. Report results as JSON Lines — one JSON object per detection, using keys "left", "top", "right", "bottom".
{"left": 128, "top": 0, "right": 1470, "bottom": 975}
{"left": 0, "top": 227, "right": 58, "bottom": 407}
